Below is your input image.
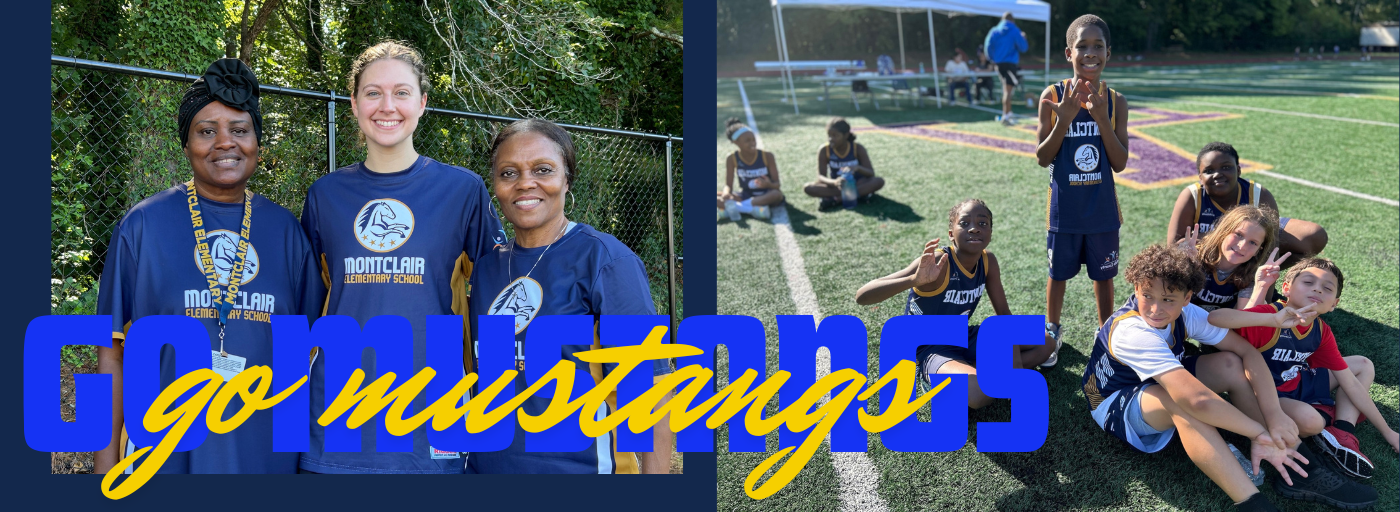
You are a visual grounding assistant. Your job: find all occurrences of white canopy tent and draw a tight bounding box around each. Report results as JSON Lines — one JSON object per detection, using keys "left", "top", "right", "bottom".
{"left": 770, "top": 0, "right": 1051, "bottom": 114}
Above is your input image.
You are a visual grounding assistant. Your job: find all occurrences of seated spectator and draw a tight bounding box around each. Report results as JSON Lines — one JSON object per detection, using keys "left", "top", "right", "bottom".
{"left": 975, "top": 52, "right": 996, "bottom": 103}
{"left": 944, "top": 49, "right": 973, "bottom": 104}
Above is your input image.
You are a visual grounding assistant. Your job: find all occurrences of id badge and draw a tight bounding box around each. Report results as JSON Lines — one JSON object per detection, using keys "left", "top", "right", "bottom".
{"left": 212, "top": 350, "right": 248, "bottom": 381}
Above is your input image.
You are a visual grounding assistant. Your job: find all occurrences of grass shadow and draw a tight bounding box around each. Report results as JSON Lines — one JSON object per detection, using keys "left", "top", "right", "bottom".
{"left": 852, "top": 194, "right": 925, "bottom": 224}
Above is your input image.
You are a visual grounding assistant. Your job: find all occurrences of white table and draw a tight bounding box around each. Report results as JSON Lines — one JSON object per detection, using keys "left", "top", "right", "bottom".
{"left": 756, "top": 60, "right": 866, "bottom": 72}
{"left": 810, "top": 72, "right": 1001, "bottom": 112}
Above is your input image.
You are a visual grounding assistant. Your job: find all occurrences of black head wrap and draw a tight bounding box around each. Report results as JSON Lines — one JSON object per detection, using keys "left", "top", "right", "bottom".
{"left": 177, "top": 58, "right": 263, "bottom": 147}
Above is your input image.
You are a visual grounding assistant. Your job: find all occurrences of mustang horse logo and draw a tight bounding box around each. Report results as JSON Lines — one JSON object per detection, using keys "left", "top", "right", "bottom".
{"left": 193, "top": 230, "right": 259, "bottom": 285}
{"left": 490, "top": 277, "right": 543, "bottom": 334}
{"left": 353, "top": 198, "right": 415, "bottom": 252}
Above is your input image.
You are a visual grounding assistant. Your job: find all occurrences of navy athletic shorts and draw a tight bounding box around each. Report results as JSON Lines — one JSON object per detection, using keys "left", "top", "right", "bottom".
{"left": 1048, "top": 230, "right": 1120, "bottom": 281}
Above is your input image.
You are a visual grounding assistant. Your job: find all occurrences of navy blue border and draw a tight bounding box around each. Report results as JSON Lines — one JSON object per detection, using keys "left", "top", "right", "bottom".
{"left": 7, "top": 2, "right": 717, "bottom": 508}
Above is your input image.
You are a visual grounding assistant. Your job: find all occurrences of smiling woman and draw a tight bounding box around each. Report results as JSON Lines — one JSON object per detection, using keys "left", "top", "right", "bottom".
{"left": 465, "top": 118, "right": 674, "bottom": 475}
{"left": 93, "top": 58, "right": 325, "bottom": 476}
{"left": 296, "top": 40, "right": 505, "bottom": 475}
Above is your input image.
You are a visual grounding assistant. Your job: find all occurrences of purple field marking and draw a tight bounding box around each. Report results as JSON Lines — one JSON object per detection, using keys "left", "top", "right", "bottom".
{"left": 863, "top": 108, "right": 1258, "bottom": 186}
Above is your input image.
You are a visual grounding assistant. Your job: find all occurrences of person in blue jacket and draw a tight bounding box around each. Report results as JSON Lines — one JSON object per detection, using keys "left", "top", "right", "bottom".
{"left": 984, "top": 12, "right": 1029, "bottom": 125}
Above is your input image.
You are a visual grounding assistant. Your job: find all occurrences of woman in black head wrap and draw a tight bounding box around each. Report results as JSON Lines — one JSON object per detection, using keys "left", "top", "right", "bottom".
{"left": 94, "top": 58, "right": 324, "bottom": 475}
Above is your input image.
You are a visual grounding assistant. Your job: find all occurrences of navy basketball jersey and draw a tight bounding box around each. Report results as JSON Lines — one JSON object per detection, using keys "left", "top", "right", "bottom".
{"left": 1046, "top": 79, "right": 1121, "bottom": 234}
{"left": 904, "top": 247, "right": 988, "bottom": 317}
{"left": 1081, "top": 296, "right": 1187, "bottom": 411}
{"left": 298, "top": 155, "right": 504, "bottom": 474}
{"left": 734, "top": 151, "right": 771, "bottom": 197}
{"left": 1252, "top": 301, "right": 1326, "bottom": 389}
{"left": 1192, "top": 268, "right": 1242, "bottom": 312}
{"left": 98, "top": 184, "right": 323, "bottom": 474}
{"left": 1190, "top": 177, "right": 1262, "bottom": 236}
{"left": 824, "top": 143, "right": 862, "bottom": 178}
{"left": 467, "top": 223, "right": 669, "bottom": 474}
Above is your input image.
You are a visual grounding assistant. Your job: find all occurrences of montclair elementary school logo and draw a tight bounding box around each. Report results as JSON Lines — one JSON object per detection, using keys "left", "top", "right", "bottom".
{"left": 490, "top": 276, "right": 543, "bottom": 333}
{"left": 354, "top": 198, "right": 414, "bottom": 252}
{"left": 192, "top": 229, "right": 259, "bottom": 285}
{"left": 1074, "top": 144, "right": 1099, "bottom": 172}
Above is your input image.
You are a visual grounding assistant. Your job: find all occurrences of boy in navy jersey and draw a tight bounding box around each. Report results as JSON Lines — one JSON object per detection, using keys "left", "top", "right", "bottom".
{"left": 1080, "top": 245, "right": 1373, "bottom": 511}
{"left": 1035, "top": 15, "right": 1129, "bottom": 367}
{"left": 1209, "top": 258, "right": 1397, "bottom": 484}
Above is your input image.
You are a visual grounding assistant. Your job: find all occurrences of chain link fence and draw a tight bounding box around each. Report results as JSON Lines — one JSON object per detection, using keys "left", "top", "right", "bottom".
{"left": 51, "top": 56, "right": 683, "bottom": 333}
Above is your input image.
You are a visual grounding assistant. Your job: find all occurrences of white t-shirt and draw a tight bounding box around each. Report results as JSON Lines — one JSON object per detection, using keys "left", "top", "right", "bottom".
{"left": 945, "top": 60, "right": 970, "bottom": 76}
{"left": 1109, "top": 304, "right": 1228, "bottom": 381}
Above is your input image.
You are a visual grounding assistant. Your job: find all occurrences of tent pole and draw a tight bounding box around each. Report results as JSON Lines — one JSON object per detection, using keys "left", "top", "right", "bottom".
{"left": 928, "top": 9, "right": 941, "bottom": 107}
{"left": 1045, "top": 5, "right": 1051, "bottom": 86}
{"left": 897, "top": 10, "right": 905, "bottom": 71}
{"left": 776, "top": 5, "right": 799, "bottom": 114}
{"left": 771, "top": 6, "right": 788, "bottom": 103}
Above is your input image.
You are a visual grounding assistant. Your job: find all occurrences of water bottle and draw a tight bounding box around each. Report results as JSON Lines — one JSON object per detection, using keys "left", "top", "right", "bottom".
{"left": 724, "top": 199, "right": 741, "bottom": 221}
{"left": 840, "top": 169, "right": 858, "bottom": 209}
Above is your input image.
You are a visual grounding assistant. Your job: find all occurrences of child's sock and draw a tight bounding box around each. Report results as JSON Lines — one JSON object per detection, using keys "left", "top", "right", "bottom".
{"left": 1333, "top": 420, "right": 1356, "bottom": 434}
{"left": 736, "top": 199, "right": 754, "bottom": 213}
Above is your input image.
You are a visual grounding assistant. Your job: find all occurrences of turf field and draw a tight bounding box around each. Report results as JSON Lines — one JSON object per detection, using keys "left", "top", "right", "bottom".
{"left": 713, "top": 58, "right": 1399, "bottom": 511}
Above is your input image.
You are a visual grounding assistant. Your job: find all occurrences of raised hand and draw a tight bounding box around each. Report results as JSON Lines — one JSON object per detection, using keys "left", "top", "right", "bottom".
{"left": 1251, "top": 433, "right": 1308, "bottom": 485}
{"left": 1041, "top": 78, "right": 1085, "bottom": 122}
{"left": 1084, "top": 80, "right": 1111, "bottom": 126}
{"left": 911, "top": 239, "right": 947, "bottom": 288}
{"left": 1175, "top": 225, "right": 1200, "bottom": 258}
{"left": 1253, "top": 248, "right": 1291, "bottom": 290}
{"left": 1274, "top": 302, "right": 1318, "bottom": 329}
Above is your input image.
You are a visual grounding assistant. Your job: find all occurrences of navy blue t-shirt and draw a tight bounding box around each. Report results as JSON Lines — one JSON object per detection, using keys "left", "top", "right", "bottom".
{"left": 466, "top": 223, "right": 669, "bottom": 474}
{"left": 1046, "top": 78, "right": 1121, "bottom": 234}
{"left": 98, "top": 183, "right": 323, "bottom": 474}
{"left": 298, "top": 156, "right": 504, "bottom": 474}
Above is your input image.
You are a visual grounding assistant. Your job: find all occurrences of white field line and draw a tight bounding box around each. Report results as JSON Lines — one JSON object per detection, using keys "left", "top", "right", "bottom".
{"left": 770, "top": 206, "right": 889, "bottom": 512}
{"left": 1123, "top": 94, "right": 1400, "bottom": 127}
{"left": 739, "top": 81, "right": 887, "bottom": 510}
{"left": 1254, "top": 170, "right": 1399, "bottom": 207}
{"left": 736, "top": 80, "right": 763, "bottom": 147}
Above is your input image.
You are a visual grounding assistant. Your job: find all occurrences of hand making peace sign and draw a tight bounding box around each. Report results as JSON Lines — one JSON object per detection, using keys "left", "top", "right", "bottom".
{"left": 1253, "top": 247, "right": 1292, "bottom": 290}
{"left": 1175, "top": 225, "right": 1200, "bottom": 259}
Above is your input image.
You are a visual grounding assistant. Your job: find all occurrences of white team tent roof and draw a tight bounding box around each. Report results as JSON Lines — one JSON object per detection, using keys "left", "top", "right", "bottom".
{"left": 771, "top": 0, "right": 1049, "bottom": 22}
{"left": 767, "top": 0, "right": 1052, "bottom": 113}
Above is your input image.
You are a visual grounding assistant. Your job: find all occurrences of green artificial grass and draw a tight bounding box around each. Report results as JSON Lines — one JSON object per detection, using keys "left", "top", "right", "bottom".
{"left": 714, "top": 58, "right": 1399, "bottom": 511}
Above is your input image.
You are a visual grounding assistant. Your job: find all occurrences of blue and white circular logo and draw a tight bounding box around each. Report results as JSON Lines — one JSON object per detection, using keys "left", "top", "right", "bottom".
{"left": 192, "top": 230, "right": 259, "bottom": 285}
{"left": 354, "top": 198, "right": 415, "bottom": 252}
{"left": 489, "top": 277, "right": 543, "bottom": 334}
{"left": 1074, "top": 144, "right": 1100, "bottom": 172}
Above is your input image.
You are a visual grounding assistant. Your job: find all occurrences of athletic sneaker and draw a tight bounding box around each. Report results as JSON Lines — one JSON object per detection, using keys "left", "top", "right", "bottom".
{"left": 751, "top": 205, "right": 771, "bottom": 220}
{"left": 818, "top": 197, "right": 841, "bottom": 210}
{"left": 1273, "top": 442, "right": 1377, "bottom": 509}
{"left": 1235, "top": 493, "right": 1279, "bottom": 512}
{"left": 1228, "top": 443, "right": 1265, "bottom": 486}
{"left": 1041, "top": 323, "right": 1063, "bottom": 368}
{"left": 1312, "top": 427, "right": 1375, "bottom": 479}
